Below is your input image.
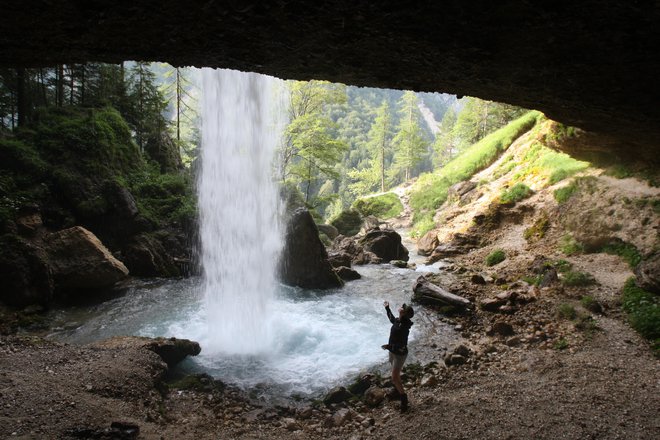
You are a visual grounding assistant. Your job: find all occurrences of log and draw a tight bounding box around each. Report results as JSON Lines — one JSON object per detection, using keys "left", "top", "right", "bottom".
{"left": 412, "top": 276, "right": 472, "bottom": 308}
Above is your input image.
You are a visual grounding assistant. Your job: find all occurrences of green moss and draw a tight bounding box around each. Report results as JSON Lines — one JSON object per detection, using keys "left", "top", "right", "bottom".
{"left": 500, "top": 182, "right": 532, "bottom": 204}
{"left": 554, "top": 182, "right": 578, "bottom": 203}
{"left": 561, "top": 270, "right": 596, "bottom": 287}
{"left": 600, "top": 240, "right": 641, "bottom": 269}
{"left": 352, "top": 192, "right": 403, "bottom": 219}
{"left": 622, "top": 278, "right": 660, "bottom": 356}
{"left": 485, "top": 249, "right": 506, "bottom": 266}
{"left": 554, "top": 338, "right": 569, "bottom": 350}
{"left": 329, "top": 209, "right": 363, "bottom": 236}
{"left": 557, "top": 303, "right": 577, "bottom": 320}
{"left": 560, "top": 235, "right": 584, "bottom": 256}
{"left": 523, "top": 213, "right": 550, "bottom": 242}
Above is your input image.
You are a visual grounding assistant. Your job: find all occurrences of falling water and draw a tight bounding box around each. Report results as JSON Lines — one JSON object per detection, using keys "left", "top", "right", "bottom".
{"left": 198, "top": 68, "right": 287, "bottom": 354}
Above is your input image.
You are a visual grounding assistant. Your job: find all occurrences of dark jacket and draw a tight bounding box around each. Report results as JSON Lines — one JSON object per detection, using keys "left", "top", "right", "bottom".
{"left": 385, "top": 305, "right": 413, "bottom": 355}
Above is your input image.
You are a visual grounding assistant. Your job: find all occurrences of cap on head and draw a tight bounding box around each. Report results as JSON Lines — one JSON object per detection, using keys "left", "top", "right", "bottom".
{"left": 402, "top": 303, "right": 414, "bottom": 319}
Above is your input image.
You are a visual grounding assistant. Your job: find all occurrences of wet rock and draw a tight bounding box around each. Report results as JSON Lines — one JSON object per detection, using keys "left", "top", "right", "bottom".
{"left": 328, "top": 251, "right": 352, "bottom": 268}
{"left": 417, "top": 230, "right": 439, "bottom": 256}
{"left": 279, "top": 208, "right": 343, "bottom": 289}
{"left": 359, "top": 228, "right": 409, "bottom": 262}
{"left": 45, "top": 226, "right": 129, "bottom": 288}
{"left": 323, "top": 386, "right": 352, "bottom": 405}
{"left": 364, "top": 386, "right": 386, "bottom": 407}
{"left": 335, "top": 266, "right": 361, "bottom": 281}
{"left": 391, "top": 260, "right": 408, "bottom": 268}
{"left": 110, "top": 421, "right": 140, "bottom": 439}
{"left": 0, "top": 234, "right": 54, "bottom": 307}
{"left": 122, "top": 233, "right": 179, "bottom": 277}
{"left": 93, "top": 336, "right": 201, "bottom": 368}
{"left": 347, "top": 374, "right": 373, "bottom": 396}
{"left": 297, "top": 407, "right": 313, "bottom": 420}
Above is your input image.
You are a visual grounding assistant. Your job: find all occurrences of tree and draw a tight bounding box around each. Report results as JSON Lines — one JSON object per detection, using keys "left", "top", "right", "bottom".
{"left": 391, "top": 91, "right": 427, "bottom": 182}
{"left": 125, "top": 62, "right": 168, "bottom": 152}
{"left": 348, "top": 100, "right": 393, "bottom": 194}
{"left": 433, "top": 106, "right": 458, "bottom": 167}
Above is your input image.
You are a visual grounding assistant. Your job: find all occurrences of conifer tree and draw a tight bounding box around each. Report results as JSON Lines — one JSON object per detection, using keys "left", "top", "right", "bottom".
{"left": 391, "top": 91, "right": 427, "bottom": 182}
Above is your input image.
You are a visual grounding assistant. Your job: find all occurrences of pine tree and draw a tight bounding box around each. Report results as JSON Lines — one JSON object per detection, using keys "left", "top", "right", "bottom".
{"left": 391, "top": 91, "right": 427, "bottom": 182}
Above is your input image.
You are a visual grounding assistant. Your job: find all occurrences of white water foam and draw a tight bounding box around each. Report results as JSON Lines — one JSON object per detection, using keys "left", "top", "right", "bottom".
{"left": 198, "top": 68, "right": 287, "bottom": 354}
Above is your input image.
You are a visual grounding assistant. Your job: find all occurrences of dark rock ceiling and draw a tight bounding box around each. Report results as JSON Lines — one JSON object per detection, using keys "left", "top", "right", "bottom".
{"left": 2, "top": 1, "right": 659, "bottom": 161}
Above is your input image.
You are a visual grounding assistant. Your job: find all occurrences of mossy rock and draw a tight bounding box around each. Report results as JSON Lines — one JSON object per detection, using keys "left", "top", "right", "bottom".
{"left": 329, "top": 209, "right": 363, "bottom": 236}
{"left": 352, "top": 193, "right": 403, "bottom": 220}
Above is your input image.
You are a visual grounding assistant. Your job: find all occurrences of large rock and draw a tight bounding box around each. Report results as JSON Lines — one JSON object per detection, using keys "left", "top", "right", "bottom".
{"left": 0, "top": 234, "right": 54, "bottom": 307}
{"left": 122, "top": 233, "right": 180, "bottom": 277}
{"left": 279, "top": 208, "right": 343, "bottom": 289}
{"left": 93, "top": 336, "right": 201, "bottom": 368}
{"left": 359, "top": 228, "right": 409, "bottom": 262}
{"left": 329, "top": 209, "right": 363, "bottom": 237}
{"left": 45, "top": 226, "right": 129, "bottom": 289}
{"left": 317, "top": 224, "right": 339, "bottom": 240}
{"left": 331, "top": 235, "right": 381, "bottom": 265}
{"left": 635, "top": 253, "right": 660, "bottom": 294}
{"left": 417, "top": 230, "right": 439, "bottom": 256}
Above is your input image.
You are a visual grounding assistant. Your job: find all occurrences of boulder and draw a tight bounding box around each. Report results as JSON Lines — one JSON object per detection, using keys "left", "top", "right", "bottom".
{"left": 359, "top": 228, "right": 409, "bottom": 262}
{"left": 323, "top": 386, "right": 352, "bottom": 405}
{"left": 480, "top": 298, "right": 505, "bottom": 311}
{"left": 448, "top": 180, "right": 477, "bottom": 199}
{"left": 635, "top": 253, "right": 660, "bottom": 294}
{"left": 347, "top": 373, "right": 374, "bottom": 395}
{"left": 331, "top": 235, "right": 382, "bottom": 265}
{"left": 93, "top": 336, "right": 201, "bottom": 368}
{"left": 487, "top": 321, "right": 515, "bottom": 336}
{"left": 317, "top": 223, "right": 339, "bottom": 240}
{"left": 279, "top": 208, "right": 343, "bottom": 289}
{"left": 0, "top": 234, "right": 54, "bottom": 307}
{"left": 417, "top": 230, "right": 439, "bottom": 256}
{"left": 331, "top": 408, "right": 353, "bottom": 427}
{"left": 391, "top": 260, "right": 408, "bottom": 268}
{"left": 45, "top": 226, "right": 129, "bottom": 289}
{"left": 329, "top": 209, "right": 363, "bottom": 236}
{"left": 335, "top": 266, "right": 361, "bottom": 281}
{"left": 328, "top": 250, "right": 352, "bottom": 268}
{"left": 363, "top": 386, "right": 386, "bottom": 407}
{"left": 122, "top": 233, "right": 180, "bottom": 277}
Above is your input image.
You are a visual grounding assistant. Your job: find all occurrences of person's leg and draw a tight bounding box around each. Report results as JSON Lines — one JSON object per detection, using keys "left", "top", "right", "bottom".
{"left": 391, "top": 367, "right": 404, "bottom": 395}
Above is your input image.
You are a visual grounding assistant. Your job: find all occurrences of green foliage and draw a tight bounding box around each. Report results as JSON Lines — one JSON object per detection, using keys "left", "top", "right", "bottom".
{"left": 408, "top": 111, "right": 540, "bottom": 230}
{"left": 621, "top": 278, "right": 660, "bottom": 356}
{"left": 600, "top": 240, "right": 642, "bottom": 269}
{"left": 512, "top": 138, "right": 590, "bottom": 186}
{"left": 485, "top": 249, "right": 506, "bottom": 266}
{"left": 500, "top": 183, "right": 532, "bottom": 204}
{"left": 522, "top": 274, "right": 543, "bottom": 286}
{"left": 391, "top": 91, "right": 428, "bottom": 182}
{"left": 554, "top": 338, "right": 569, "bottom": 350}
{"left": 352, "top": 192, "right": 403, "bottom": 219}
{"left": 560, "top": 235, "right": 584, "bottom": 256}
{"left": 410, "top": 213, "right": 436, "bottom": 238}
{"left": 557, "top": 303, "right": 577, "bottom": 320}
{"left": 580, "top": 295, "right": 598, "bottom": 311}
{"left": 553, "top": 259, "right": 573, "bottom": 273}
{"left": 554, "top": 182, "right": 578, "bottom": 203}
{"left": 329, "top": 209, "right": 363, "bottom": 236}
{"left": 561, "top": 270, "right": 596, "bottom": 287}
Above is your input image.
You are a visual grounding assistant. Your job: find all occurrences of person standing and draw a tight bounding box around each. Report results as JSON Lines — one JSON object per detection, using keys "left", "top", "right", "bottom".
{"left": 382, "top": 300, "right": 414, "bottom": 412}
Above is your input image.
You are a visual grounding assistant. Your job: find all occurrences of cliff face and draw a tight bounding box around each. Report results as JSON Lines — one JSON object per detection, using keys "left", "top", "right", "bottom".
{"left": 0, "top": 107, "right": 194, "bottom": 305}
{"left": 2, "top": 2, "right": 659, "bottom": 161}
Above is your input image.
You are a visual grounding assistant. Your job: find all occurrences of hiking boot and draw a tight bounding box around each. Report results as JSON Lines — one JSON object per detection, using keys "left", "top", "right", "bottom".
{"left": 400, "top": 393, "right": 409, "bottom": 412}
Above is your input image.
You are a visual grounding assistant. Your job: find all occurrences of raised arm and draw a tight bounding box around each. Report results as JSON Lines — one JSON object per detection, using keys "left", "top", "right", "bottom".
{"left": 384, "top": 301, "right": 396, "bottom": 324}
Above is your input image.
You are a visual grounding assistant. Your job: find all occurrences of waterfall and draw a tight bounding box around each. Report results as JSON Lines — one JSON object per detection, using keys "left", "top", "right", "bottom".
{"left": 198, "top": 68, "right": 287, "bottom": 354}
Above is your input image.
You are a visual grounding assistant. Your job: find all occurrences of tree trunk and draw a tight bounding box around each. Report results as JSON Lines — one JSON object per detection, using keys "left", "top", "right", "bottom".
{"left": 57, "top": 65, "right": 64, "bottom": 107}
{"left": 412, "top": 275, "right": 472, "bottom": 308}
{"left": 176, "top": 68, "right": 181, "bottom": 142}
{"left": 16, "top": 68, "right": 27, "bottom": 127}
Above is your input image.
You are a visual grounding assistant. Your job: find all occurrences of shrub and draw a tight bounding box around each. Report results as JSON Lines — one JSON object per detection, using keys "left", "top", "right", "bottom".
{"left": 329, "top": 209, "right": 363, "bottom": 236}
{"left": 410, "top": 213, "right": 436, "bottom": 239}
{"left": 600, "top": 240, "right": 641, "bottom": 269}
{"left": 622, "top": 278, "right": 660, "bottom": 356}
{"left": 561, "top": 270, "right": 596, "bottom": 287}
{"left": 553, "top": 259, "right": 573, "bottom": 273}
{"left": 554, "top": 338, "right": 569, "bottom": 350}
{"left": 485, "top": 249, "right": 506, "bottom": 266}
{"left": 557, "top": 303, "right": 577, "bottom": 320}
{"left": 352, "top": 192, "right": 403, "bottom": 220}
{"left": 500, "top": 183, "right": 532, "bottom": 204}
{"left": 560, "top": 235, "right": 583, "bottom": 255}
{"left": 554, "top": 182, "right": 578, "bottom": 203}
